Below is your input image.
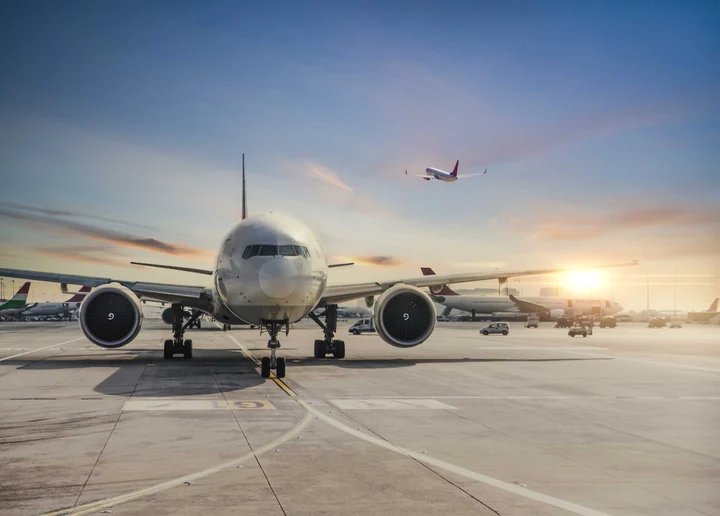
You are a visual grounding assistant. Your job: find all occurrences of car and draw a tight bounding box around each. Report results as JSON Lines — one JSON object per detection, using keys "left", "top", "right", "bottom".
{"left": 349, "top": 318, "right": 375, "bottom": 335}
{"left": 599, "top": 316, "right": 617, "bottom": 328}
{"left": 568, "top": 324, "right": 592, "bottom": 337}
{"left": 480, "top": 322, "right": 509, "bottom": 336}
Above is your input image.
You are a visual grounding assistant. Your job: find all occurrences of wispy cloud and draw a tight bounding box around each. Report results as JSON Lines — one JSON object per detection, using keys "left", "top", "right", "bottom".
{"left": 6, "top": 202, "right": 156, "bottom": 230}
{"left": 32, "top": 245, "right": 131, "bottom": 268}
{"left": 511, "top": 206, "right": 719, "bottom": 241}
{"left": 0, "top": 208, "right": 212, "bottom": 259}
{"left": 304, "top": 163, "right": 353, "bottom": 192}
{"left": 332, "top": 255, "right": 408, "bottom": 267}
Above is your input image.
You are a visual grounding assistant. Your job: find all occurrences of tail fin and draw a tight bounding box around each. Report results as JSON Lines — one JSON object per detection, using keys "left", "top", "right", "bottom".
{"left": 450, "top": 160, "right": 459, "bottom": 177}
{"left": 241, "top": 153, "right": 248, "bottom": 220}
{"left": 0, "top": 282, "right": 31, "bottom": 310}
{"left": 420, "top": 267, "right": 459, "bottom": 296}
{"left": 709, "top": 298, "right": 719, "bottom": 312}
{"left": 66, "top": 286, "right": 92, "bottom": 303}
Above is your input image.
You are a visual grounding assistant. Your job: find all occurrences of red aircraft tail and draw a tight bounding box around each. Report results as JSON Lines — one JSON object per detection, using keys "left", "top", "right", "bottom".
{"left": 420, "top": 267, "right": 459, "bottom": 296}
{"left": 66, "top": 286, "right": 92, "bottom": 303}
{"left": 450, "top": 160, "right": 459, "bottom": 177}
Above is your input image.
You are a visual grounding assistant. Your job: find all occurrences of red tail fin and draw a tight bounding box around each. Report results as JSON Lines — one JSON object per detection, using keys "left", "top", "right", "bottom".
{"left": 450, "top": 160, "right": 459, "bottom": 177}
{"left": 66, "top": 286, "right": 92, "bottom": 303}
{"left": 17, "top": 282, "right": 31, "bottom": 295}
{"left": 420, "top": 267, "right": 459, "bottom": 296}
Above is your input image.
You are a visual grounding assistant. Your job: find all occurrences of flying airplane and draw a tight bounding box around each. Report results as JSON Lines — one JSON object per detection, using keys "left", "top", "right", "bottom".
{"left": 421, "top": 267, "right": 623, "bottom": 318}
{"left": 0, "top": 282, "right": 34, "bottom": 317}
{"left": 0, "top": 156, "right": 632, "bottom": 379}
{"left": 17, "top": 286, "right": 92, "bottom": 319}
{"left": 405, "top": 160, "right": 486, "bottom": 182}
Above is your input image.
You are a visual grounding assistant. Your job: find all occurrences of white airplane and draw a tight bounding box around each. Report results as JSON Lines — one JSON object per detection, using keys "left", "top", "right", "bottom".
{"left": 17, "top": 286, "right": 92, "bottom": 319}
{"left": 422, "top": 268, "right": 623, "bottom": 318}
{"left": 0, "top": 156, "right": 631, "bottom": 378}
{"left": 0, "top": 282, "right": 34, "bottom": 316}
{"left": 405, "top": 160, "right": 486, "bottom": 182}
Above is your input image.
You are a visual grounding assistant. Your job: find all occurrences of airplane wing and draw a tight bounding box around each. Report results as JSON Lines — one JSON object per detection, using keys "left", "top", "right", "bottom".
{"left": 456, "top": 169, "right": 487, "bottom": 178}
{"left": 404, "top": 169, "right": 431, "bottom": 178}
{"left": 0, "top": 268, "right": 213, "bottom": 309}
{"left": 320, "top": 261, "right": 635, "bottom": 305}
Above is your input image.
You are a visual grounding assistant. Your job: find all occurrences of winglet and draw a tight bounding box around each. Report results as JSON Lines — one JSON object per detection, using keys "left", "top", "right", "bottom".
{"left": 242, "top": 153, "right": 248, "bottom": 220}
{"left": 483, "top": 168, "right": 487, "bottom": 175}
{"left": 450, "top": 160, "right": 459, "bottom": 177}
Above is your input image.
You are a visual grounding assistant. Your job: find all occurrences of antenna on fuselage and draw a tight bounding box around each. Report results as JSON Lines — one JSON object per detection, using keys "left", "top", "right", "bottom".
{"left": 242, "top": 153, "right": 248, "bottom": 220}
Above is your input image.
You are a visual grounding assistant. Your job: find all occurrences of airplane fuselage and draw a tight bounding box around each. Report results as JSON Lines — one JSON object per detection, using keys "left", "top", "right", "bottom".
{"left": 425, "top": 167, "right": 457, "bottom": 182}
{"left": 433, "top": 295, "right": 622, "bottom": 316}
{"left": 20, "top": 302, "right": 82, "bottom": 317}
{"left": 211, "top": 212, "right": 328, "bottom": 326}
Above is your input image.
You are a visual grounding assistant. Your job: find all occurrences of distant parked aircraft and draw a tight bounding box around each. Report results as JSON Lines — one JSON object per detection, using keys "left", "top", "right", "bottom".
{"left": 0, "top": 282, "right": 33, "bottom": 316}
{"left": 688, "top": 298, "right": 719, "bottom": 324}
{"left": 405, "top": 160, "right": 486, "bottom": 182}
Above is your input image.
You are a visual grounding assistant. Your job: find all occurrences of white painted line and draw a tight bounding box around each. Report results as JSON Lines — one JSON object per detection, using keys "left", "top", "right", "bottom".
{"left": 477, "top": 346, "right": 607, "bottom": 350}
{"left": 536, "top": 348, "right": 720, "bottom": 373}
{"left": 123, "top": 399, "right": 275, "bottom": 411}
{"left": 330, "top": 398, "right": 455, "bottom": 410}
{"left": 0, "top": 337, "right": 85, "bottom": 362}
{"left": 299, "top": 399, "right": 614, "bottom": 516}
{"left": 42, "top": 411, "right": 313, "bottom": 516}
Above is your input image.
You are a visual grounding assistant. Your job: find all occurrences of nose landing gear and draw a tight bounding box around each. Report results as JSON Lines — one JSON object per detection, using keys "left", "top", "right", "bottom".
{"left": 260, "top": 320, "right": 289, "bottom": 378}
{"left": 308, "top": 304, "right": 345, "bottom": 359}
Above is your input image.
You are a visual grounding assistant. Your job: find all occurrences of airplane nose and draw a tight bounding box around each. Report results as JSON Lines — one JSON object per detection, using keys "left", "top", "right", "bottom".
{"left": 258, "top": 259, "right": 299, "bottom": 299}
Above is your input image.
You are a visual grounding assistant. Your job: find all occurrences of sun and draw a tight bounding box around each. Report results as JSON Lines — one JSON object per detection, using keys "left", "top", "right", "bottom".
{"left": 561, "top": 270, "right": 607, "bottom": 293}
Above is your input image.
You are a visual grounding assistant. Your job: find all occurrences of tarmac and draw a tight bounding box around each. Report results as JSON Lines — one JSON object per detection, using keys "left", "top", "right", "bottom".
{"left": 0, "top": 319, "right": 718, "bottom": 516}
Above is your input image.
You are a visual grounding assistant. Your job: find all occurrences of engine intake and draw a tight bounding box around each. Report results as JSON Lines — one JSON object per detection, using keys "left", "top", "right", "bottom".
{"left": 80, "top": 287, "right": 143, "bottom": 348}
{"left": 373, "top": 284, "right": 436, "bottom": 347}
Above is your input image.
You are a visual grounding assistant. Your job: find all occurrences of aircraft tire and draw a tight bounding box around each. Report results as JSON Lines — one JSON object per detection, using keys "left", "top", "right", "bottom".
{"left": 314, "top": 340, "right": 326, "bottom": 358}
{"left": 332, "top": 340, "right": 345, "bottom": 359}
{"left": 276, "top": 357, "right": 286, "bottom": 378}
{"left": 261, "top": 357, "right": 271, "bottom": 378}
{"left": 184, "top": 339, "right": 193, "bottom": 359}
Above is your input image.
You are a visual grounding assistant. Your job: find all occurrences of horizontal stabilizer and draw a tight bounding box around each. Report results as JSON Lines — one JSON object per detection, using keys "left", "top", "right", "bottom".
{"left": 130, "top": 262, "right": 213, "bottom": 275}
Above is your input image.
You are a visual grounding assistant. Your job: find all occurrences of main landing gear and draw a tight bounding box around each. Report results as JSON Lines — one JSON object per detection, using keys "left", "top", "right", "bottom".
{"left": 308, "top": 304, "right": 345, "bottom": 359}
{"left": 164, "top": 305, "right": 201, "bottom": 360}
{"left": 260, "top": 320, "right": 288, "bottom": 379}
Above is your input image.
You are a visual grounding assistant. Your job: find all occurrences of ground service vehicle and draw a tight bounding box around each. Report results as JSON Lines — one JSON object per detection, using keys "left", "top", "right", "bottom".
{"left": 525, "top": 314, "right": 540, "bottom": 328}
{"left": 349, "top": 318, "right": 376, "bottom": 335}
{"left": 649, "top": 318, "right": 666, "bottom": 328}
{"left": 555, "top": 317, "right": 573, "bottom": 328}
{"left": 600, "top": 316, "right": 617, "bottom": 328}
{"left": 569, "top": 323, "right": 592, "bottom": 337}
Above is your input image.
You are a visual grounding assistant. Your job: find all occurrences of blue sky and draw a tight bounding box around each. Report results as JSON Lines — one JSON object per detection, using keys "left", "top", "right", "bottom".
{"left": 0, "top": 0, "right": 718, "bottom": 309}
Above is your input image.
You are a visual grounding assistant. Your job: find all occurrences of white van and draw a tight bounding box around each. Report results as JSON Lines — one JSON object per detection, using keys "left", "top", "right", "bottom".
{"left": 349, "top": 318, "right": 375, "bottom": 335}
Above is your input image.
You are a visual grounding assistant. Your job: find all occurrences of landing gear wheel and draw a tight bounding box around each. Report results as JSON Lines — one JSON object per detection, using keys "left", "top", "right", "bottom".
{"left": 261, "top": 357, "right": 271, "bottom": 378}
{"left": 276, "top": 357, "right": 286, "bottom": 378}
{"left": 163, "top": 339, "right": 173, "bottom": 359}
{"left": 314, "top": 339, "right": 326, "bottom": 358}
{"left": 183, "top": 339, "right": 193, "bottom": 359}
{"left": 332, "top": 340, "right": 345, "bottom": 359}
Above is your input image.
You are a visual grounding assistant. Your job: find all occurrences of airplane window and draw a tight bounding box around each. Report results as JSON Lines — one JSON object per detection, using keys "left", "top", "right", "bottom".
{"left": 249, "top": 245, "right": 261, "bottom": 257}
{"left": 259, "top": 245, "right": 278, "bottom": 256}
{"left": 293, "top": 245, "right": 305, "bottom": 258}
{"left": 242, "top": 246, "right": 252, "bottom": 259}
{"left": 279, "top": 245, "right": 296, "bottom": 256}
{"left": 242, "top": 245, "right": 261, "bottom": 259}
{"left": 301, "top": 246, "right": 311, "bottom": 259}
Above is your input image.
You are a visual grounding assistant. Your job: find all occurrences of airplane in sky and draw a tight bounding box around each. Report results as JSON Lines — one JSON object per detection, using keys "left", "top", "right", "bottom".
{"left": 421, "top": 267, "right": 623, "bottom": 318}
{"left": 405, "top": 160, "right": 487, "bottom": 182}
{"left": 16, "top": 286, "right": 92, "bottom": 319}
{"left": 0, "top": 155, "right": 631, "bottom": 379}
{"left": 0, "top": 282, "right": 33, "bottom": 317}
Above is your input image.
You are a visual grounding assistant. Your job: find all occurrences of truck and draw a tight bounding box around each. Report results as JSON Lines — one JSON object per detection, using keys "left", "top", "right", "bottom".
{"left": 525, "top": 314, "right": 540, "bottom": 328}
{"left": 349, "top": 318, "right": 376, "bottom": 335}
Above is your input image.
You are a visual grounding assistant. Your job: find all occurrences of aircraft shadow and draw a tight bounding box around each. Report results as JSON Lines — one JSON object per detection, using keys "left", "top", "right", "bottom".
{"left": 287, "top": 356, "right": 612, "bottom": 369}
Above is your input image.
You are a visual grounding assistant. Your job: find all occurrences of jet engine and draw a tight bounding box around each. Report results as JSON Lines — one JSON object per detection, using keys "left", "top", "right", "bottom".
{"left": 549, "top": 309, "right": 565, "bottom": 319}
{"left": 373, "top": 284, "right": 436, "bottom": 347}
{"left": 80, "top": 286, "right": 143, "bottom": 348}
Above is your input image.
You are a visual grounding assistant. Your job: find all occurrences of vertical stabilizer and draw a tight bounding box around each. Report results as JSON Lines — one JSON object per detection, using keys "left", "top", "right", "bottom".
{"left": 66, "top": 286, "right": 92, "bottom": 303}
{"left": 0, "top": 282, "right": 31, "bottom": 310}
{"left": 709, "top": 298, "right": 719, "bottom": 312}
{"left": 242, "top": 153, "right": 248, "bottom": 220}
{"left": 450, "top": 160, "right": 459, "bottom": 177}
{"left": 420, "top": 267, "right": 459, "bottom": 295}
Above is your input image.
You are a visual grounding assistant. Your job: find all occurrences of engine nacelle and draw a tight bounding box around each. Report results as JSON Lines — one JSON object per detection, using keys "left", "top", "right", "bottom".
{"left": 549, "top": 309, "right": 565, "bottom": 319}
{"left": 80, "top": 286, "right": 143, "bottom": 348}
{"left": 373, "top": 284, "right": 436, "bottom": 347}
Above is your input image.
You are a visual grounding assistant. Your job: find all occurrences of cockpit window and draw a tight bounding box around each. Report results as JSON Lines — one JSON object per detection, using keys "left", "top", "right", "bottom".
{"left": 259, "top": 245, "right": 278, "bottom": 256}
{"left": 301, "top": 246, "right": 311, "bottom": 258}
{"left": 293, "top": 245, "right": 305, "bottom": 258}
{"left": 279, "top": 245, "right": 296, "bottom": 256}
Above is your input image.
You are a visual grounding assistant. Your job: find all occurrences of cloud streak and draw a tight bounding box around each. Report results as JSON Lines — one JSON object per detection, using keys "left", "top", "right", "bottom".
{"left": 304, "top": 163, "right": 353, "bottom": 192}
{"left": 332, "top": 255, "right": 408, "bottom": 267}
{"left": 511, "top": 206, "right": 719, "bottom": 241}
{"left": 32, "top": 245, "right": 131, "bottom": 268}
{"left": 5, "top": 203, "right": 157, "bottom": 230}
{"left": 0, "top": 208, "right": 211, "bottom": 259}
